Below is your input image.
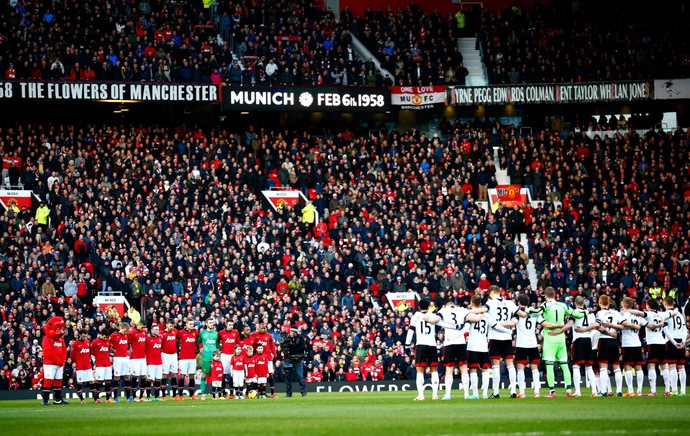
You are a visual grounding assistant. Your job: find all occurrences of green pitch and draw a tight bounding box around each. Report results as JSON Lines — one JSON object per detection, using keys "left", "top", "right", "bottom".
{"left": 1, "top": 391, "right": 688, "bottom": 435}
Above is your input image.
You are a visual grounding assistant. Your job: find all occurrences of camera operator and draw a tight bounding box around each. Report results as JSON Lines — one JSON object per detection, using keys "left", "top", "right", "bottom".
{"left": 280, "top": 327, "right": 307, "bottom": 397}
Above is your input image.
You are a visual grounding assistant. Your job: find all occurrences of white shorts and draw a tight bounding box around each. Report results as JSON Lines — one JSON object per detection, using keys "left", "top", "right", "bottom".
{"left": 232, "top": 370, "right": 245, "bottom": 387}
{"left": 246, "top": 376, "right": 257, "bottom": 384}
{"left": 147, "top": 364, "right": 163, "bottom": 380}
{"left": 43, "top": 364, "right": 63, "bottom": 380}
{"left": 76, "top": 369, "right": 95, "bottom": 383}
{"left": 268, "top": 361, "right": 275, "bottom": 374}
{"left": 130, "top": 358, "right": 147, "bottom": 377}
{"left": 211, "top": 380, "right": 222, "bottom": 388}
{"left": 221, "top": 354, "right": 233, "bottom": 375}
{"left": 257, "top": 377, "right": 267, "bottom": 384}
{"left": 113, "top": 357, "right": 130, "bottom": 377}
{"left": 95, "top": 366, "right": 113, "bottom": 381}
{"left": 162, "top": 353, "right": 178, "bottom": 375}
{"left": 179, "top": 359, "right": 197, "bottom": 375}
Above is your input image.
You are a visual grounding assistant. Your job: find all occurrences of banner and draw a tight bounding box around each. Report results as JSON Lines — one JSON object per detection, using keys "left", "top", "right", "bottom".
{"left": 0, "top": 381, "right": 418, "bottom": 400}
{"left": 489, "top": 185, "right": 529, "bottom": 209}
{"left": 0, "top": 376, "right": 677, "bottom": 400}
{"left": 654, "top": 79, "right": 690, "bottom": 100}
{"left": 93, "top": 295, "right": 130, "bottom": 317}
{"left": 262, "top": 189, "right": 303, "bottom": 211}
{"left": 389, "top": 85, "right": 446, "bottom": 110}
{"left": 222, "top": 86, "right": 390, "bottom": 112}
{"left": 385, "top": 292, "right": 418, "bottom": 311}
{"left": 0, "top": 189, "right": 37, "bottom": 212}
{"left": 450, "top": 81, "right": 651, "bottom": 105}
{"left": 0, "top": 81, "right": 220, "bottom": 102}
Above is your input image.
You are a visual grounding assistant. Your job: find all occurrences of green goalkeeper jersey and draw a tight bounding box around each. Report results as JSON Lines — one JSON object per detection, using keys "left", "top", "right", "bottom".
{"left": 197, "top": 329, "right": 219, "bottom": 360}
{"left": 528, "top": 301, "right": 584, "bottom": 341}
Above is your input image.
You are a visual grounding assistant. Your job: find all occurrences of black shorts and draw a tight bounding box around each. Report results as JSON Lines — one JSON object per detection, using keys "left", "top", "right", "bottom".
{"left": 621, "top": 346, "right": 645, "bottom": 366}
{"left": 646, "top": 344, "right": 666, "bottom": 364}
{"left": 514, "top": 347, "right": 540, "bottom": 365}
{"left": 467, "top": 350, "right": 491, "bottom": 369}
{"left": 571, "top": 338, "right": 595, "bottom": 366}
{"left": 488, "top": 339, "right": 514, "bottom": 360}
{"left": 414, "top": 344, "right": 439, "bottom": 368}
{"left": 443, "top": 344, "right": 467, "bottom": 367}
{"left": 597, "top": 339, "right": 620, "bottom": 365}
{"left": 664, "top": 341, "right": 687, "bottom": 366}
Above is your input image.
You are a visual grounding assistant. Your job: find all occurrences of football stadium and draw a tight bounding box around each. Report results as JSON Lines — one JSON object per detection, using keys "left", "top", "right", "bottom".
{"left": 0, "top": 0, "right": 689, "bottom": 434}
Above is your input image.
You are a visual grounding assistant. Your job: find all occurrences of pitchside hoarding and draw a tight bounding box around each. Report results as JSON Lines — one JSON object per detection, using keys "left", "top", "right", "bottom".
{"left": 222, "top": 86, "right": 391, "bottom": 112}
{"left": 1, "top": 378, "right": 674, "bottom": 400}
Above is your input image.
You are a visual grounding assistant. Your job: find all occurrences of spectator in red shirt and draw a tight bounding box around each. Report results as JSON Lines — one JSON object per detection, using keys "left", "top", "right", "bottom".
{"left": 477, "top": 273, "right": 491, "bottom": 294}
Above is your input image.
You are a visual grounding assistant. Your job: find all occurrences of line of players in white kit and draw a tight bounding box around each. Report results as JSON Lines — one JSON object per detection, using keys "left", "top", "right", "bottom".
{"left": 406, "top": 288, "right": 688, "bottom": 400}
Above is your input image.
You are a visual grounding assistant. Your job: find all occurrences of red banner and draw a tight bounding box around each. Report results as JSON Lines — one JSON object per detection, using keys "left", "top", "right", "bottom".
{"left": 492, "top": 185, "right": 527, "bottom": 208}
{"left": 262, "top": 189, "right": 302, "bottom": 211}
{"left": 0, "top": 189, "right": 35, "bottom": 211}
{"left": 385, "top": 292, "right": 418, "bottom": 312}
{"left": 93, "top": 295, "right": 130, "bottom": 317}
{"left": 389, "top": 85, "right": 447, "bottom": 110}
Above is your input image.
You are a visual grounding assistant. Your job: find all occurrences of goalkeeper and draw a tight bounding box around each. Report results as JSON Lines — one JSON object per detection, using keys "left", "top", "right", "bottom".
{"left": 196, "top": 318, "right": 220, "bottom": 399}
{"left": 527, "top": 287, "right": 585, "bottom": 397}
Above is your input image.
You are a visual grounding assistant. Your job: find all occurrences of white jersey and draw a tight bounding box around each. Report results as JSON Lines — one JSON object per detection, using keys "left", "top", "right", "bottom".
{"left": 591, "top": 329, "right": 600, "bottom": 350}
{"left": 467, "top": 313, "right": 500, "bottom": 353}
{"left": 571, "top": 312, "right": 596, "bottom": 342}
{"left": 516, "top": 314, "right": 543, "bottom": 349}
{"left": 485, "top": 298, "right": 519, "bottom": 340}
{"left": 645, "top": 310, "right": 671, "bottom": 345}
{"left": 663, "top": 309, "right": 687, "bottom": 343}
{"left": 595, "top": 308, "right": 623, "bottom": 341}
{"left": 620, "top": 312, "right": 647, "bottom": 347}
{"left": 408, "top": 311, "right": 437, "bottom": 347}
{"left": 439, "top": 306, "right": 470, "bottom": 345}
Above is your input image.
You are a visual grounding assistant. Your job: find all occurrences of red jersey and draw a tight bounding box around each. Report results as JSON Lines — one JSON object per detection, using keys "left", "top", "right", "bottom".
{"left": 177, "top": 329, "right": 199, "bottom": 360}
{"left": 254, "top": 352, "right": 270, "bottom": 378}
{"left": 161, "top": 329, "right": 178, "bottom": 355}
{"left": 209, "top": 360, "right": 224, "bottom": 383}
{"left": 231, "top": 354, "right": 247, "bottom": 372}
{"left": 42, "top": 335, "right": 67, "bottom": 366}
{"left": 145, "top": 335, "right": 163, "bottom": 365}
{"left": 71, "top": 340, "right": 93, "bottom": 371}
{"left": 250, "top": 331, "right": 276, "bottom": 358}
{"left": 91, "top": 338, "right": 112, "bottom": 367}
{"left": 238, "top": 335, "right": 254, "bottom": 356}
{"left": 128, "top": 328, "right": 147, "bottom": 359}
{"left": 109, "top": 332, "right": 130, "bottom": 358}
{"left": 219, "top": 329, "right": 240, "bottom": 354}
{"left": 245, "top": 355, "right": 257, "bottom": 379}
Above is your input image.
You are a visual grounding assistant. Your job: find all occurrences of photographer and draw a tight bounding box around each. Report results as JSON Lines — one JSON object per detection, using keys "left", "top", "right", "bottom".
{"left": 280, "top": 327, "right": 307, "bottom": 397}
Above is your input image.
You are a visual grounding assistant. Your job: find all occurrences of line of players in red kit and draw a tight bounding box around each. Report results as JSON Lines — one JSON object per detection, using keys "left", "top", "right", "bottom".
{"left": 67, "top": 319, "right": 276, "bottom": 403}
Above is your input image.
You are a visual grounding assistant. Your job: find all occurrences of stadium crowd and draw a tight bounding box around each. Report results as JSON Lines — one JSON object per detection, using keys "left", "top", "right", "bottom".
{"left": 0, "top": 110, "right": 688, "bottom": 392}
{"left": 480, "top": 1, "right": 690, "bottom": 84}
{"left": 2, "top": 0, "right": 689, "bottom": 88}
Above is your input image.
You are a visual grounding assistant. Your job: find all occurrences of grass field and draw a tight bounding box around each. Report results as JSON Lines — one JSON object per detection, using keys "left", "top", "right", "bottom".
{"left": 1, "top": 390, "right": 689, "bottom": 436}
